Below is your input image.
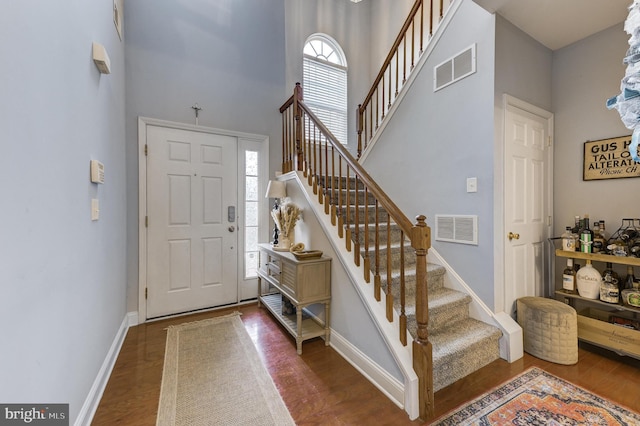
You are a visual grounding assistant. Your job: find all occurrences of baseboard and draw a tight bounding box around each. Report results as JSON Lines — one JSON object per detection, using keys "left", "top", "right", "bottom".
{"left": 74, "top": 312, "right": 134, "bottom": 426}
{"left": 329, "top": 329, "right": 405, "bottom": 409}
{"left": 127, "top": 311, "right": 139, "bottom": 327}
{"left": 303, "top": 309, "right": 405, "bottom": 408}
{"left": 494, "top": 312, "right": 523, "bottom": 362}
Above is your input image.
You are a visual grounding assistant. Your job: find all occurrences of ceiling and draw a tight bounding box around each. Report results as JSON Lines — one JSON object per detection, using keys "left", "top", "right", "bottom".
{"left": 474, "top": 0, "right": 631, "bottom": 50}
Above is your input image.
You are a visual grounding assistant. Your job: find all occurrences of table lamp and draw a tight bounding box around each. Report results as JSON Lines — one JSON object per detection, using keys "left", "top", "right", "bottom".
{"left": 265, "top": 180, "right": 286, "bottom": 246}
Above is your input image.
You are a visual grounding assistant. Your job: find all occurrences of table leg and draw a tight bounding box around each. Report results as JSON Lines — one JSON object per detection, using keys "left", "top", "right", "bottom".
{"left": 296, "top": 308, "right": 303, "bottom": 355}
{"left": 324, "top": 301, "right": 330, "bottom": 346}
{"left": 257, "top": 277, "right": 261, "bottom": 307}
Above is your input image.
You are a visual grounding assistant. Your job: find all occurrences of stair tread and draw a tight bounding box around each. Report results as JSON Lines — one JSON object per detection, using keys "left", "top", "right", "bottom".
{"left": 376, "top": 263, "right": 445, "bottom": 278}
{"left": 430, "top": 318, "right": 501, "bottom": 358}
{"left": 402, "top": 287, "right": 469, "bottom": 309}
{"left": 428, "top": 288, "right": 471, "bottom": 311}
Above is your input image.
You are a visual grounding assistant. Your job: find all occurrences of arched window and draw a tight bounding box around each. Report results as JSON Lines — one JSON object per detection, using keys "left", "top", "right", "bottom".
{"left": 303, "top": 35, "right": 348, "bottom": 144}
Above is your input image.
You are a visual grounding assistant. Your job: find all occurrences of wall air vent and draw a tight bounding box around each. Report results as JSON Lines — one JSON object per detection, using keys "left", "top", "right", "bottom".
{"left": 435, "top": 214, "right": 478, "bottom": 245}
{"left": 434, "top": 44, "right": 476, "bottom": 92}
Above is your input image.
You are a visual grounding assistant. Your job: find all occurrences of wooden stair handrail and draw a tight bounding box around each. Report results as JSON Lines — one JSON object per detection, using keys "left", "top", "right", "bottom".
{"left": 360, "top": 0, "right": 423, "bottom": 109}
{"left": 357, "top": 0, "right": 453, "bottom": 158}
{"left": 279, "top": 94, "right": 295, "bottom": 113}
{"left": 297, "top": 101, "right": 414, "bottom": 236}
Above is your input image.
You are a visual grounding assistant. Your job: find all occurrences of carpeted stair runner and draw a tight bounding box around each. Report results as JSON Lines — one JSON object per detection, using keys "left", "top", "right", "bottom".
{"left": 320, "top": 176, "right": 502, "bottom": 392}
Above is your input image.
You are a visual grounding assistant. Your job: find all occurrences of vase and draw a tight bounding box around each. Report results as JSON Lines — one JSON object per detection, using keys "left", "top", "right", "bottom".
{"left": 274, "top": 235, "right": 291, "bottom": 252}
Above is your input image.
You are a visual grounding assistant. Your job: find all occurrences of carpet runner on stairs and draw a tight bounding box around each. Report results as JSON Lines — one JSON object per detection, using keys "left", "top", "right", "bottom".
{"left": 320, "top": 176, "right": 502, "bottom": 391}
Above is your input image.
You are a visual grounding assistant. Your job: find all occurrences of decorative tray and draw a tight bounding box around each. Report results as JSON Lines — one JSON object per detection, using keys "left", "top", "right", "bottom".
{"left": 292, "top": 250, "right": 323, "bottom": 260}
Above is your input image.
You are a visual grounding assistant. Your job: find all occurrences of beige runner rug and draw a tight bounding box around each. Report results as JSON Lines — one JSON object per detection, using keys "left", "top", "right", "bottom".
{"left": 156, "top": 312, "right": 296, "bottom": 425}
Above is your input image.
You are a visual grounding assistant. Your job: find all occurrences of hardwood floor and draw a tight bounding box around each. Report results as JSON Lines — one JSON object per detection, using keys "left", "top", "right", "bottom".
{"left": 93, "top": 303, "right": 640, "bottom": 425}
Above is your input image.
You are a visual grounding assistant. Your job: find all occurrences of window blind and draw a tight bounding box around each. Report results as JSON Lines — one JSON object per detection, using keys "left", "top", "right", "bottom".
{"left": 303, "top": 56, "right": 348, "bottom": 144}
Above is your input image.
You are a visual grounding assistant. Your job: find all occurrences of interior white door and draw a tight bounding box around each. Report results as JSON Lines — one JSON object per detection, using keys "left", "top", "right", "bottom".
{"left": 146, "top": 126, "right": 238, "bottom": 318}
{"left": 504, "top": 102, "right": 552, "bottom": 317}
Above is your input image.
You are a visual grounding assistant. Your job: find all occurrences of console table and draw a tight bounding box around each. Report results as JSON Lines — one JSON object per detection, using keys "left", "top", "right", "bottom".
{"left": 257, "top": 243, "right": 331, "bottom": 354}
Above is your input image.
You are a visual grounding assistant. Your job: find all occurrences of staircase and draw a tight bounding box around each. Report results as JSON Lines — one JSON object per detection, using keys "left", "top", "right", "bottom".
{"left": 324, "top": 176, "right": 501, "bottom": 391}
{"left": 278, "top": 0, "right": 502, "bottom": 419}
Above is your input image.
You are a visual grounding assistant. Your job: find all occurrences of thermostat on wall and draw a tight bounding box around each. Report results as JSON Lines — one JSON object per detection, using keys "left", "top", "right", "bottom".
{"left": 90, "top": 160, "right": 105, "bottom": 184}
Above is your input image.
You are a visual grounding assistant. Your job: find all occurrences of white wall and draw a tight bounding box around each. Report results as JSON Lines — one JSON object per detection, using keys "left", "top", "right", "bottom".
{"left": 362, "top": 1, "right": 498, "bottom": 309}
{"left": 0, "top": 1, "right": 127, "bottom": 423}
{"left": 124, "top": 0, "right": 287, "bottom": 312}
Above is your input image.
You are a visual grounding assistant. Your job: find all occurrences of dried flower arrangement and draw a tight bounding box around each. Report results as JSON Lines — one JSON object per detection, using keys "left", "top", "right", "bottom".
{"left": 271, "top": 199, "right": 301, "bottom": 239}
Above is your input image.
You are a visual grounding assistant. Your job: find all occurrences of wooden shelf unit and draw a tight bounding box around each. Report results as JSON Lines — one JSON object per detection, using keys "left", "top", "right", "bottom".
{"left": 257, "top": 244, "right": 331, "bottom": 355}
{"left": 555, "top": 249, "right": 640, "bottom": 267}
{"left": 553, "top": 249, "right": 640, "bottom": 359}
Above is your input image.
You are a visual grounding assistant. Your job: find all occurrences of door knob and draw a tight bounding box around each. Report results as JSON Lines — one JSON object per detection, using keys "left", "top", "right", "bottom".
{"left": 228, "top": 226, "right": 235, "bottom": 232}
{"left": 508, "top": 232, "right": 520, "bottom": 241}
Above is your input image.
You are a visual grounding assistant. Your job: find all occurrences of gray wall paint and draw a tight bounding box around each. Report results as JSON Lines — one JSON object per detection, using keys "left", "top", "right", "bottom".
{"left": 0, "top": 2, "right": 126, "bottom": 423}
{"left": 286, "top": 180, "right": 403, "bottom": 380}
{"left": 495, "top": 15, "right": 552, "bottom": 112}
{"left": 284, "top": 0, "right": 372, "bottom": 154}
{"left": 552, "top": 24, "right": 634, "bottom": 235}
{"left": 124, "top": 0, "right": 286, "bottom": 312}
{"left": 370, "top": 0, "right": 414, "bottom": 74}
{"left": 363, "top": 1, "right": 498, "bottom": 308}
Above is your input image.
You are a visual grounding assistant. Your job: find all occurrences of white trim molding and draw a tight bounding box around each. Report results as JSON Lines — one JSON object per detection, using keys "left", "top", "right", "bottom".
{"left": 75, "top": 312, "right": 133, "bottom": 426}
{"left": 330, "top": 329, "right": 405, "bottom": 408}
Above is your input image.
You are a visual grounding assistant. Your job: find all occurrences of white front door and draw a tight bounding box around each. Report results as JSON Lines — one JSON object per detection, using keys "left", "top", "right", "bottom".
{"left": 146, "top": 125, "right": 238, "bottom": 319}
{"left": 503, "top": 98, "right": 553, "bottom": 317}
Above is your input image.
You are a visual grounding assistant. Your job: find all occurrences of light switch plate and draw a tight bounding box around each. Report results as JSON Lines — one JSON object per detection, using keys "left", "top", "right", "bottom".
{"left": 466, "top": 177, "right": 477, "bottom": 193}
{"left": 91, "top": 199, "right": 100, "bottom": 221}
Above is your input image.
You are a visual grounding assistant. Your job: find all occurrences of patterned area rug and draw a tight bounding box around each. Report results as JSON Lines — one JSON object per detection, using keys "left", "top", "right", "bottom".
{"left": 431, "top": 367, "right": 640, "bottom": 425}
{"left": 156, "top": 312, "right": 295, "bottom": 426}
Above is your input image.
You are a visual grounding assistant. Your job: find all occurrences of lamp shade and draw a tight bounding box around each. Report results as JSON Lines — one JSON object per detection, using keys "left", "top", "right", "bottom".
{"left": 265, "top": 180, "right": 286, "bottom": 199}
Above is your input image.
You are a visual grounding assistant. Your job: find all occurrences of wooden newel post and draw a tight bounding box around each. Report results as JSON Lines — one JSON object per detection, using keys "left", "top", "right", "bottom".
{"left": 411, "top": 215, "right": 434, "bottom": 420}
{"left": 356, "top": 104, "right": 363, "bottom": 159}
{"left": 294, "top": 83, "right": 304, "bottom": 171}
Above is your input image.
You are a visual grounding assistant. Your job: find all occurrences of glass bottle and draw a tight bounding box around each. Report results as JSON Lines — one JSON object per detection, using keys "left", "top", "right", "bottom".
{"left": 576, "top": 260, "right": 602, "bottom": 299}
{"left": 562, "top": 258, "right": 577, "bottom": 293}
{"left": 572, "top": 215, "right": 581, "bottom": 235}
{"left": 621, "top": 266, "right": 640, "bottom": 307}
{"left": 592, "top": 222, "right": 604, "bottom": 253}
{"left": 562, "top": 226, "right": 576, "bottom": 252}
{"left": 621, "top": 228, "right": 638, "bottom": 242}
{"left": 624, "top": 266, "right": 636, "bottom": 290}
{"left": 580, "top": 215, "right": 593, "bottom": 253}
{"left": 599, "top": 220, "right": 607, "bottom": 241}
{"left": 600, "top": 262, "right": 620, "bottom": 303}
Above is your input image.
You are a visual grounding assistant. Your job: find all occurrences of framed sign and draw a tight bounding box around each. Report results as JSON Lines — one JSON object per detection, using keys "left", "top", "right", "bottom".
{"left": 583, "top": 135, "right": 640, "bottom": 181}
